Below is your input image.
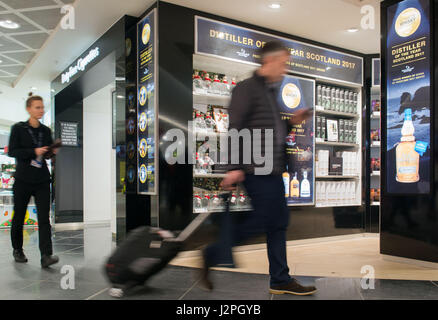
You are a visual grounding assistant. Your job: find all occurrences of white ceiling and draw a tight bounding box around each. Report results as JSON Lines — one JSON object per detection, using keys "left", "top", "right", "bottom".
{"left": 0, "top": 0, "right": 76, "bottom": 86}
{"left": 0, "top": 0, "right": 382, "bottom": 89}
{"left": 163, "top": 0, "right": 381, "bottom": 54}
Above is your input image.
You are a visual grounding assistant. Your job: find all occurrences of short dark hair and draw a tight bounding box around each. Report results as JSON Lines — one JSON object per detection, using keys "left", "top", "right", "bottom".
{"left": 259, "top": 41, "right": 289, "bottom": 62}
{"left": 26, "top": 92, "right": 43, "bottom": 108}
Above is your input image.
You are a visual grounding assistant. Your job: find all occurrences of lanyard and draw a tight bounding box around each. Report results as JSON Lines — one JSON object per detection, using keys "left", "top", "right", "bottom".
{"left": 26, "top": 124, "right": 44, "bottom": 148}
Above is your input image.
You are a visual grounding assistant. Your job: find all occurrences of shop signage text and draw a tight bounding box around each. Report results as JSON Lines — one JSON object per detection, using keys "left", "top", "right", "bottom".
{"left": 196, "top": 17, "right": 363, "bottom": 86}
{"left": 61, "top": 47, "right": 100, "bottom": 84}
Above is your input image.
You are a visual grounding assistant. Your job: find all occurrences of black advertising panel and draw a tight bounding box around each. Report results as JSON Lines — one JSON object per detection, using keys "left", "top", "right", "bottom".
{"left": 137, "top": 9, "right": 157, "bottom": 195}
{"left": 385, "top": 0, "right": 431, "bottom": 194}
{"left": 278, "top": 76, "right": 315, "bottom": 206}
{"left": 196, "top": 16, "right": 363, "bottom": 86}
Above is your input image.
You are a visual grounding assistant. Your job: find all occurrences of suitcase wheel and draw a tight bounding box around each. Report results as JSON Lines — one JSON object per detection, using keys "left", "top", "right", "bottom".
{"left": 109, "top": 288, "right": 124, "bottom": 298}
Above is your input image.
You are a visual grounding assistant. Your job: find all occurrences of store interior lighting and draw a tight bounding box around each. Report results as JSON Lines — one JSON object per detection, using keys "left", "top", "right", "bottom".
{"left": 0, "top": 20, "right": 20, "bottom": 29}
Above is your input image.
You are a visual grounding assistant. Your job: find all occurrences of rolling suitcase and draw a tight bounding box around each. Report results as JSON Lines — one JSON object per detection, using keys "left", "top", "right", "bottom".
{"left": 104, "top": 211, "right": 211, "bottom": 298}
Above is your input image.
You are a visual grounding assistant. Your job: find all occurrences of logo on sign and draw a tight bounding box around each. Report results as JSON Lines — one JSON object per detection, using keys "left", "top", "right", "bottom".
{"left": 139, "top": 86, "right": 147, "bottom": 106}
{"left": 127, "top": 118, "right": 135, "bottom": 135}
{"left": 127, "top": 166, "right": 135, "bottom": 183}
{"left": 139, "top": 164, "right": 148, "bottom": 184}
{"left": 395, "top": 8, "right": 421, "bottom": 37}
{"left": 282, "top": 83, "right": 301, "bottom": 109}
{"left": 142, "top": 23, "right": 151, "bottom": 45}
{"left": 236, "top": 49, "right": 250, "bottom": 58}
{"left": 127, "top": 142, "right": 135, "bottom": 160}
{"left": 139, "top": 112, "right": 148, "bottom": 132}
{"left": 402, "top": 66, "right": 415, "bottom": 73}
{"left": 139, "top": 138, "right": 148, "bottom": 158}
{"left": 61, "top": 47, "right": 100, "bottom": 84}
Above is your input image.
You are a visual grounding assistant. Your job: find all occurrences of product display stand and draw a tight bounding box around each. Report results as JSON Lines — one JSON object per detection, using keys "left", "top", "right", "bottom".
{"left": 192, "top": 54, "right": 256, "bottom": 214}
{"left": 314, "top": 82, "right": 363, "bottom": 208}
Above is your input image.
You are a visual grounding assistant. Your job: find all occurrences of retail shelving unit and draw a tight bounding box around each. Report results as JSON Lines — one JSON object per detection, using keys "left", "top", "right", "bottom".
{"left": 370, "top": 85, "right": 381, "bottom": 206}
{"left": 314, "top": 81, "right": 363, "bottom": 208}
{"left": 0, "top": 150, "right": 40, "bottom": 228}
{"left": 192, "top": 54, "right": 257, "bottom": 214}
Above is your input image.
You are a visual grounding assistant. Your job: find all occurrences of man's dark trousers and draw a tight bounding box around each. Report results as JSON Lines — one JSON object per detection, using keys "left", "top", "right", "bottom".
{"left": 205, "top": 174, "right": 291, "bottom": 287}
{"left": 11, "top": 179, "right": 53, "bottom": 256}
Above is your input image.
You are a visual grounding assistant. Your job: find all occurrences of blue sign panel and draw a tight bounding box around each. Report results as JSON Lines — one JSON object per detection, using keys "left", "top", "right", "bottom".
{"left": 196, "top": 17, "right": 363, "bottom": 86}
{"left": 137, "top": 9, "right": 157, "bottom": 195}
{"left": 277, "top": 75, "right": 315, "bottom": 206}
{"left": 386, "top": 0, "right": 431, "bottom": 194}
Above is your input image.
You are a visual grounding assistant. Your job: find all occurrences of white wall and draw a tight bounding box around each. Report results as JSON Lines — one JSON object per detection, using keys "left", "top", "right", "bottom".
{"left": 0, "top": 77, "right": 52, "bottom": 131}
{"left": 83, "top": 83, "right": 116, "bottom": 225}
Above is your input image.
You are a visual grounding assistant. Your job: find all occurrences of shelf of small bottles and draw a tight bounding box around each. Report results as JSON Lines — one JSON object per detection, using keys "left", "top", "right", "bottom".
{"left": 315, "top": 106, "right": 359, "bottom": 119}
{"left": 193, "top": 173, "right": 227, "bottom": 179}
{"left": 371, "top": 171, "right": 380, "bottom": 177}
{"left": 316, "top": 176, "right": 359, "bottom": 179}
{"left": 316, "top": 141, "right": 359, "bottom": 148}
{"left": 371, "top": 141, "right": 381, "bottom": 147}
{"left": 315, "top": 203, "right": 361, "bottom": 208}
{"left": 193, "top": 93, "right": 231, "bottom": 106}
{"left": 193, "top": 207, "right": 253, "bottom": 214}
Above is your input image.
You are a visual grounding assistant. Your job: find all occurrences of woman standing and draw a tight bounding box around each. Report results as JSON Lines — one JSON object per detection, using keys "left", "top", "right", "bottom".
{"left": 8, "top": 93, "right": 60, "bottom": 268}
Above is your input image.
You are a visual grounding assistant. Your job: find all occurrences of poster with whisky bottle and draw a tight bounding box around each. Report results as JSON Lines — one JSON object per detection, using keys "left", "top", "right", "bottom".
{"left": 385, "top": 0, "right": 431, "bottom": 194}
{"left": 137, "top": 9, "right": 157, "bottom": 195}
{"left": 276, "top": 75, "right": 315, "bottom": 206}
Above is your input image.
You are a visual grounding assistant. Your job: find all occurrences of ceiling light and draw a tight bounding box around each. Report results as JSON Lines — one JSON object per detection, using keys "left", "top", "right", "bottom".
{"left": 0, "top": 60, "right": 2, "bottom": 64}
{"left": 0, "top": 20, "right": 20, "bottom": 29}
{"left": 269, "top": 3, "right": 281, "bottom": 9}
{"left": 347, "top": 28, "right": 359, "bottom": 33}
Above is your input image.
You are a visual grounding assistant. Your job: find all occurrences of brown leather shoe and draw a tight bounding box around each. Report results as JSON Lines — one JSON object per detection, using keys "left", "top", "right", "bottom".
{"left": 270, "top": 278, "right": 317, "bottom": 296}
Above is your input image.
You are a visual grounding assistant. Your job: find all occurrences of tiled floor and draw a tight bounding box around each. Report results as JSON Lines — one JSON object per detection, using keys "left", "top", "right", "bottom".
{"left": 0, "top": 227, "right": 437, "bottom": 300}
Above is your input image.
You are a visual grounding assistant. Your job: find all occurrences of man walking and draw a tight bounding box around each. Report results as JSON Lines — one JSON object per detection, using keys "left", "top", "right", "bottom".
{"left": 202, "top": 41, "right": 317, "bottom": 296}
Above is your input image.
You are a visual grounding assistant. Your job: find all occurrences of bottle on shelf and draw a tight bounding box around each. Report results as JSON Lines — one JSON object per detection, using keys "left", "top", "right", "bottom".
{"left": 238, "top": 192, "right": 248, "bottom": 209}
{"left": 283, "top": 167, "right": 290, "bottom": 198}
{"left": 193, "top": 71, "right": 204, "bottom": 94}
{"left": 221, "top": 76, "right": 231, "bottom": 96}
{"left": 203, "top": 73, "right": 212, "bottom": 94}
{"left": 290, "top": 172, "right": 300, "bottom": 198}
{"left": 202, "top": 192, "right": 210, "bottom": 209}
{"left": 300, "top": 171, "right": 311, "bottom": 198}
{"left": 317, "top": 85, "right": 322, "bottom": 107}
{"left": 231, "top": 77, "right": 237, "bottom": 92}
{"left": 209, "top": 74, "right": 222, "bottom": 95}
{"left": 194, "top": 112, "right": 207, "bottom": 133}
{"left": 193, "top": 192, "right": 202, "bottom": 210}
{"left": 230, "top": 192, "right": 238, "bottom": 208}
{"left": 205, "top": 112, "right": 216, "bottom": 132}
{"left": 396, "top": 108, "right": 419, "bottom": 183}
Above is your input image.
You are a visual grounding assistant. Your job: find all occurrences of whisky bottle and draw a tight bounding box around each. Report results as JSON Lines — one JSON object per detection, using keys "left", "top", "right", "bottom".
{"left": 396, "top": 108, "right": 419, "bottom": 183}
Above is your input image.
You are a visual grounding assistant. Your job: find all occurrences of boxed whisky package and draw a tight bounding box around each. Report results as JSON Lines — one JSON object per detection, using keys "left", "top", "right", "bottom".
{"left": 338, "top": 119, "right": 344, "bottom": 143}
{"left": 316, "top": 116, "right": 321, "bottom": 139}
{"left": 321, "top": 117, "right": 327, "bottom": 141}
{"left": 329, "top": 153, "right": 343, "bottom": 176}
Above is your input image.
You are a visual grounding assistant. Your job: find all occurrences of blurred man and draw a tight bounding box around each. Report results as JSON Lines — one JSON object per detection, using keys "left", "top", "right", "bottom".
{"left": 201, "top": 41, "right": 316, "bottom": 296}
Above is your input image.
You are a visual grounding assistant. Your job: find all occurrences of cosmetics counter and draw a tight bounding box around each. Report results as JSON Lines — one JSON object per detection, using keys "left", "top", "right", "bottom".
{"left": 0, "top": 150, "right": 39, "bottom": 229}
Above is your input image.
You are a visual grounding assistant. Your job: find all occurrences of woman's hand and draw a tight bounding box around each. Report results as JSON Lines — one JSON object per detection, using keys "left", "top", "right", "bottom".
{"left": 35, "top": 147, "right": 49, "bottom": 157}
